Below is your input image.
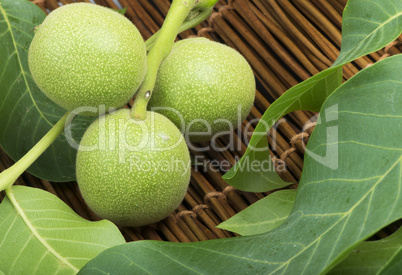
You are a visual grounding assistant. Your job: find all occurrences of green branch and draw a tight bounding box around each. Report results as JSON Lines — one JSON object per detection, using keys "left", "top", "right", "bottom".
{"left": 0, "top": 0, "right": 218, "bottom": 192}
{"left": 145, "top": 6, "right": 214, "bottom": 51}
{"left": 131, "top": 0, "right": 211, "bottom": 120}
{"left": 0, "top": 112, "right": 71, "bottom": 191}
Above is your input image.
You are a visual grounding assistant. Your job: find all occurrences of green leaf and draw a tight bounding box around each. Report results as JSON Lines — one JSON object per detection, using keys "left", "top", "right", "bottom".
{"left": 333, "top": 0, "right": 402, "bottom": 67}
{"left": 330, "top": 227, "right": 402, "bottom": 274}
{"left": 0, "top": 0, "right": 94, "bottom": 182}
{"left": 223, "top": 0, "right": 402, "bottom": 192}
{"left": 79, "top": 53, "right": 402, "bottom": 275}
{"left": 0, "top": 185, "right": 125, "bottom": 274}
{"left": 222, "top": 66, "right": 342, "bottom": 192}
{"left": 113, "top": 7, "right": 127, "bottom": 15}
{"left": 216, "top": 189, "right": 296, "bottom": 236}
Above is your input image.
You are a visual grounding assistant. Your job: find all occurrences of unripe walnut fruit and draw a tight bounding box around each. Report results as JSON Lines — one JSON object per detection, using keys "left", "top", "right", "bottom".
{"left": 149, "top": 38, "right": 255, "bottom": 142}
{"left": 28, "top": 3, "right": 147, "bottom": 114}
{"left": 76, "top": 109, "right": 191, "bottom": 227}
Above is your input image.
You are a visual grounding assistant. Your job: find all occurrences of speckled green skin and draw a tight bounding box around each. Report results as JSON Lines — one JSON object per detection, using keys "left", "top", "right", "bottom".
{"left": 76, "top": 109, "right": 191, "bottom": 227}
{"left": 148, "top": 38, "right": 255, "bottom": 142}
{"left": 28, "top": 3, "right": 146, "bottom": 114}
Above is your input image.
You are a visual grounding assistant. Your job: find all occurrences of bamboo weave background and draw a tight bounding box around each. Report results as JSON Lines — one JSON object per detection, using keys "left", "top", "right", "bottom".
{"left": 1, "top": 0, "right": 401, "bottom": 242}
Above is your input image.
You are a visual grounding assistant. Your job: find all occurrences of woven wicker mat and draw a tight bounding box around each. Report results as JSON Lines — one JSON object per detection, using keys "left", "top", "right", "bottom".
{"left": 1, "top": 0, "right": 401, "bottom": 242}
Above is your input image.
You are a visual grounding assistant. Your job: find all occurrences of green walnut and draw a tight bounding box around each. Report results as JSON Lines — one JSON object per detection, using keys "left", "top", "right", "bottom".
{"left": 148, "top": 38, "right": 255, "bottom": 142}
{"left": 76, "top": 109, "right": 191, "bottom": 227}
{"left": 28, "top": 3, "right": 147, "bottom": 114}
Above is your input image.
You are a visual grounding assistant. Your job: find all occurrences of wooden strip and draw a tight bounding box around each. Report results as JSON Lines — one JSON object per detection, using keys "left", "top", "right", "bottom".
{"left": 311, "top": 0, "right": 342, "bottom": 29}
{"left": 232, "top": 1, "right": 312, "bottom": 80}
{"left": 293, "top": 1, "right": 374, "bottom": 69}
{"left": 271, "top": 1, "right": 339, "bottom": 62}
{"left": 142, "top": 227, "right": 163, "bottom": 241}
{"left": 219, "top": 9, "right": 300, "bottom": 87}
{"left": 158, "top": 222, "right": 180, "bottom": 242}
{"left": 174, "top": 214, "right": 201, "bottom": 242}
{"left": 163, "top": 216, "right": 192, "bottom": 242}
{"left": 193, "top": 206, "right": 230, "bottom": 238}
{"left": 211, "top": 17, "right": 314, "bottom": 132}
{"left": 45, "top": 0, "right": 60, "bottom": 10}
{"left": 186, "top": 189, "right": 231, "bottom": 238}
{"left": 176, "top": 208, "right": 210, "bottom": 241}
{"left": 127, "top": 0, "right": 160, "bottom": 36}
{"left": 336, "top": 0, "right": 349, "bottom": 8}
{"left": 119, "top": 0, "right": 152, "bottom": 39}
{"left": 295, "top": 0, "right": 342, "bottom": 47}
{"left": 137, "top": 0, "right": 165, "bottom": 27}
{"left": 121, "top": 228, "right": 143, "bottom": 241}
{"left": 249, "top": 2, "right": 320, "bottom": 75}
{"left": 100, "top": 0, "right": 119, "bottom": 9}
{"left": 212, "top": 17, "right": 289, "bottom": 93}
{"left": 253, "top": 0, "right": 332, "bottom": 67}
{"left": 191, "top": 171, "right": 231, "bottom": 221}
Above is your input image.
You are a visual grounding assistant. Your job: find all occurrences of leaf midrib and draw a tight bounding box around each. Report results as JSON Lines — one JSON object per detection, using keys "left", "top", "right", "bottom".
{"left": 333, "top": 8, "right": 402, "bottom": 66}
{"left": 0, "top": 4, "right": 53, "bottom": 127}
{"left": 6, "top": 188, "right": 79, "bottom": 273}
{"left": 268, "top": 156, "right": 402, "bottom": 274}
{"left": 377, "top": 246, "right": 402, "bottom": 274}
{"left": 227, "top": 216, "right": 286, "bottom": 228}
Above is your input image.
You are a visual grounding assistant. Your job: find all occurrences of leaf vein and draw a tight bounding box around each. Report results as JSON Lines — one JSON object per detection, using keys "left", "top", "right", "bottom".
{"left": 0, "top": 4, "right": 53, "bottom": 128}
{"left": 5, "top": 188, "right": 79, "bottom": 272}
